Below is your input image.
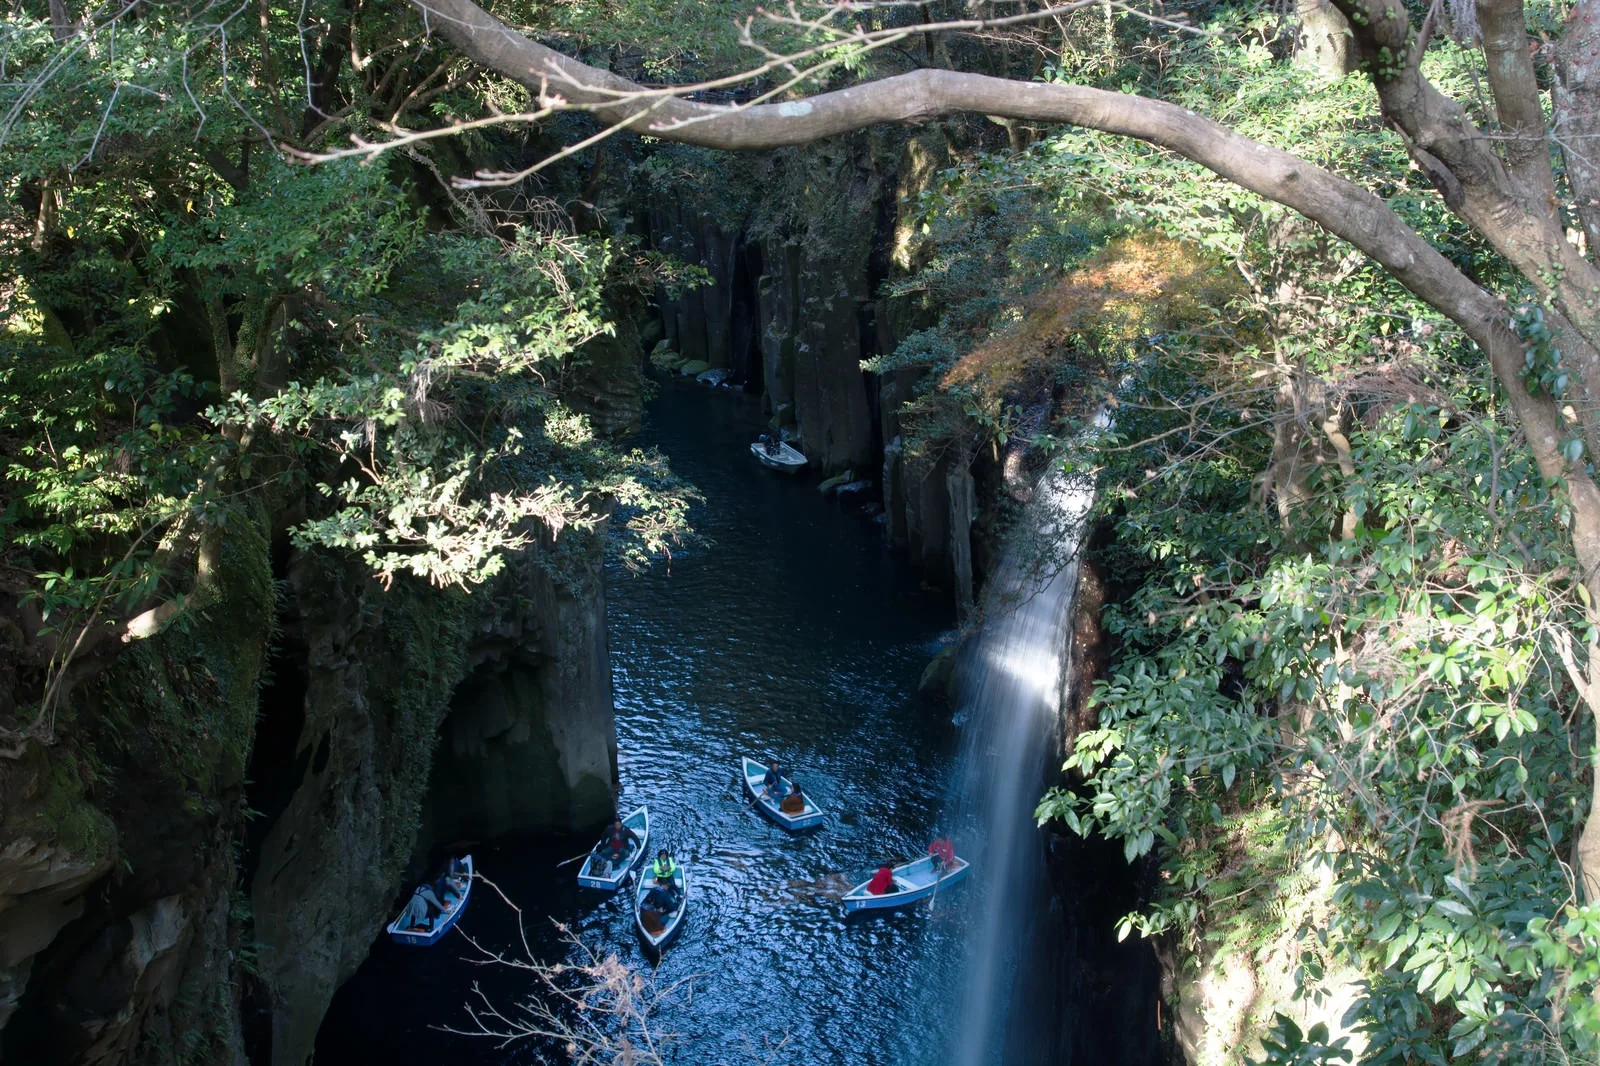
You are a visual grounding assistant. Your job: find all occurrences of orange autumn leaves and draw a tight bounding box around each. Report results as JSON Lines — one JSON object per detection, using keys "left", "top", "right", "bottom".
{"left": 941, "top": 235, "right": 1243, "bottom": 401}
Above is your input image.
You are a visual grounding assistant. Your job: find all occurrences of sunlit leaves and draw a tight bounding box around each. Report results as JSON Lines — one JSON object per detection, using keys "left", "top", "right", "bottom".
{"left": 204, "top": 226, "right": 691, "bottom": 587}
{"left": 157, "top": 159, "right": 427, "bottom": 300}
{"left": 1040, "top": 355, "right": 1597, "bottom": 1061}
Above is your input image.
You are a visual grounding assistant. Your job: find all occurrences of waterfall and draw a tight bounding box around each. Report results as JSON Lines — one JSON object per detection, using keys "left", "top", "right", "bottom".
{"left": 946, "top": 463, "right": 1096, "bottom": 1066}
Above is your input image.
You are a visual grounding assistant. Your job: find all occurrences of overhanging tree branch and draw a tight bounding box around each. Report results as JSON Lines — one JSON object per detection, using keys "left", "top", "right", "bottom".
{"left": 405, "top": 0, "right": 1600, "bottom": 895}
{"left": 406, "top": 0, "right": 1597, "bottom": 575}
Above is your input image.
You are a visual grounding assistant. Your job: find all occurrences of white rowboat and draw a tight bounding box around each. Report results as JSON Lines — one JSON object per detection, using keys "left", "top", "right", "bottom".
{"left": 750, "top": 439, "right": 807, "bottom": 472}
{"left": 386, "top": 855, "right": 473, "bottom": 945}
{"left": 841, "top": 854, "right": 969, "bottom": 914}
{"left": 741, "top": 757, "right": 825, "bottom": 832}
{"left": 634, "top": 865, "right": 689, "bottom": 951}
{"left": 577, "top": 805, "right": 650, "bottom": 891}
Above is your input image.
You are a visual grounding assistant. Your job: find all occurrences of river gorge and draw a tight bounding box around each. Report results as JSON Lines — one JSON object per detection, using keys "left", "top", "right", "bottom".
{"left": 9, "top": 5, "right": 1588, "bottom": 1059}
{"left": 315, "top": 379, "right": 1159, "bottom": 1066}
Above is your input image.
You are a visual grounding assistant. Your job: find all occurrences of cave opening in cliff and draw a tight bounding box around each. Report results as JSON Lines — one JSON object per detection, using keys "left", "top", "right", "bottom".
{"left": 240, "top": 590, "right": 310, "bottom": 888}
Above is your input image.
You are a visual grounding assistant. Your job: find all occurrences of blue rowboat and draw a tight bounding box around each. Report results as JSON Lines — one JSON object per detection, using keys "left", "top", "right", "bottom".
{"left": 741, "top": 756, "right": 825, "bottom": 832}
{"left": 841, "top": 854, "right": 969, "bottom": 914}
{"left": 386, "top": 855, "right": 473, "bottom": 945}
{"left": 577, "top": 805, "right": 650, "bottom": 891}
{"left": 634, "top": 865, "right": 689, "bottom": 951}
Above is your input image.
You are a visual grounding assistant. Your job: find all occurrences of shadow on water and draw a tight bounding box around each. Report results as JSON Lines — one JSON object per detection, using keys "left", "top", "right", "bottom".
{"left": 315, "top": 380, "right": 1158, "bottom": 1066}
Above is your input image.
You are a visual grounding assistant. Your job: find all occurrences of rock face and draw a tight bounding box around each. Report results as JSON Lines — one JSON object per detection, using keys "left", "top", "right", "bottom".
{"left": 643, "top": 130, "right": 975, "bottom": 593}
{"left": 248, "top": 552, "right": 469, "bottom": 1066}
{"left": 649, "top": 156, "right": 878, "bottom": 472}
{"left": 417, "top": 533, "right": 617, "bottom": 849}
{"left": 0, "top": 518, "right": 621, "bottom": 1066}
{"left": 1169, "top": 861, "right": 1367, "bottom": 1066}
{"left": 569, "top": 300, "right": 647, "bottom": 440}
{"left": 249, "top": 532, "right": 616, "bottom": 1066}
{"left": 0, "top": 835, "right": 116, "bottom": 1038}
{"left": 0, "top": 517, "right": 273, "bottom": 1066}
{"left": 650, "top": 200, "right": 753, "bottom": 381}
{"left": 1059, "top": 558, "right": 1107, "bottom": 758}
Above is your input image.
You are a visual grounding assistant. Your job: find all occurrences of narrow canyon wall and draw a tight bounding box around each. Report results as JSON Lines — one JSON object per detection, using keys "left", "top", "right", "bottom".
{"left": 0, "top": 515, "right": 275, "bottom": 1066}
{"left": 250, "top": 531, "right": 617, "bottom": 1066}
{"left": 643, "top": 129, "right": 976, "bottom": 598}
{"left": 416, "top": 533, "right": 617, "bottom": 852}
{"left": 0, "top": 524, "right": 620, "bottom": 1066}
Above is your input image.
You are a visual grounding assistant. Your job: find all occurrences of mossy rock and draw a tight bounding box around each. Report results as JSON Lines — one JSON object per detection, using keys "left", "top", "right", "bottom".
{"left": 818, "top": 470, "right": 855, "bottom": 494}
{"left": 677, "top": 359, "right": 711, "bottom": 377}
{"left": 8, "top": 743, "right": 118, "bottom": 863}
{"left": 649, "top": 340, "right": 683, "bottom": 371}
{"left": 919, "top": 644, "right": 960, "bottom": 706}
{"left": 639, "top": 317, "right": 665, "bottom": 351}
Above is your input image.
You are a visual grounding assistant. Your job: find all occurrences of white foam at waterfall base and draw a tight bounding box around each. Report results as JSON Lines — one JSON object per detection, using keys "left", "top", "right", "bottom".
{"left": 947, "top": 466, "right": 1095, "bottom": 1066}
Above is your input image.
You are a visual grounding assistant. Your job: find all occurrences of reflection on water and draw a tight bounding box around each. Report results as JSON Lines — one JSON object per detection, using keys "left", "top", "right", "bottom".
{"left": 317, "top": 381, "right": 964, "bottom": 1065}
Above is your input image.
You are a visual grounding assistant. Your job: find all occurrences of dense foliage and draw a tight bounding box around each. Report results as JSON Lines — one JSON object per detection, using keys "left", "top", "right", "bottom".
{"left": 848, "top": 4, "right": 1600, "bottom": 1062}
{"left": 0, "top": 0, "right": 698, "bottom": 748}
{"left": 7, "top": 0, "right": 1600, "bottom": 1061}
{"left": 1017, "top": 10, "right": 1595, "bottom": 1065}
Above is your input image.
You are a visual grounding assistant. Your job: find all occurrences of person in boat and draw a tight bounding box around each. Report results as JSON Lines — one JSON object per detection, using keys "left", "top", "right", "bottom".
{"left": 401, "top": 883, "right": 444, "bottom": 930}
{"left": 779, "top": 779, "right": 807, "bottom": 815}
{"left": 435, "top": 874, "right": 461, "bottom": 907}
{"left": 928, "top": 835, "right": 956, "bottom": 873}
{"left": 598, "top": 817, "right": 640, "bottom": 874}
{"left": 762, "top": 760, "right": 784, "bottom": 801}
{"left": 445, "top": 856, "right": 470, "bottom": 895}
{"left": 866, "top": 864, "right": 896, "bottom": 896}
{"left": 765, "top": 433, "right": 781, "bottom": 456}
{"left": 651, "top": 849, "right": 683, "bottom": 906}
{"left": 643, "top": 882, "right": 676, "bottom": 914}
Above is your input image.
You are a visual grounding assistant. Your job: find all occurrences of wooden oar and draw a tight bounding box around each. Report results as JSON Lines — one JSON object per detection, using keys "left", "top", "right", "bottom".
{"left": 928, "top": 851, "right": 957, "bottom": 913}
{"left": 556, "top": 849, "right": 593, "bottom": 868}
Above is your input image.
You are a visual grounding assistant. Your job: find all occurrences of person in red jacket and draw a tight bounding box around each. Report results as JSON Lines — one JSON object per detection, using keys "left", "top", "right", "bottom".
{"left": 928, "top": 836, "right": 956, "bottom": 872}
{"left": 866, "top": 864, "right": 895, "bottom": 895}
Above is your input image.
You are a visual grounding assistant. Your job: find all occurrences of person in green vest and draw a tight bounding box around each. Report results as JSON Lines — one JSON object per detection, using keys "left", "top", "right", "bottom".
{"left": 648, "top": 849, "right": 683, "bottom": 909}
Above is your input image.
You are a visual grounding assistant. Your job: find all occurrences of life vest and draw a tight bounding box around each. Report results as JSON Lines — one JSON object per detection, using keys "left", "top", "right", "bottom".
{"left": 653, "top": 856, "right": 678, "bottom": 880}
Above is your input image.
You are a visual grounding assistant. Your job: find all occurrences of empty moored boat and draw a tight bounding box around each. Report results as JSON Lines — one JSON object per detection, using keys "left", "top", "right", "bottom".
{"left": 577, "top": 805, "right": 650, "bottom": 891}
{"left": 841, "top": 854, "right": 969, "bottom": 914}
{"left": 634, "top": 865, "right": 689, "bottom": 951}
{"left": 386, "top": 855, "right": 473, "bottom": 945}
{"left": 741, "top": 756, "right": 825, "bottom": 831}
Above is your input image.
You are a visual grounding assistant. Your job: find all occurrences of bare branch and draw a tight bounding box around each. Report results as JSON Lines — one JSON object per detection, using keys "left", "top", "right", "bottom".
{"left": 436, "top": 874, "right": 705, "bottom": 1064}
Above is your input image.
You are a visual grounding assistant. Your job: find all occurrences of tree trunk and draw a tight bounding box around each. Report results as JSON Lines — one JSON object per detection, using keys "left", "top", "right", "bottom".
{"left": 1296, "top": 0, "right": 1357, "bottom": 76}
{"left": 1556, "top": 2, "right": 1600, "bottom": 259}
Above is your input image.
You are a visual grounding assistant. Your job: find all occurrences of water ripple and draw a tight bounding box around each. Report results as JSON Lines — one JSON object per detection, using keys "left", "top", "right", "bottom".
{"left": 318, "top": 382, "right": 961, "bottom": 1066}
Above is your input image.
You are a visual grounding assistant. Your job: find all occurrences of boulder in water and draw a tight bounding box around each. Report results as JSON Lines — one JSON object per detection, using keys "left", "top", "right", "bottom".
{"left": 919, "top": 644, "right": 960, "bottom": 706}
{"left": 817, "top": 470, "right": 855, "bottom": 495}
{"left": 678, "top": 359, "right": 711, "bottom": 377}
{"left": 649, "top": 339, "right": 684, "bottom": 372}
{"left": 696, "top": 368, "right": 729, "bottom": 387}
